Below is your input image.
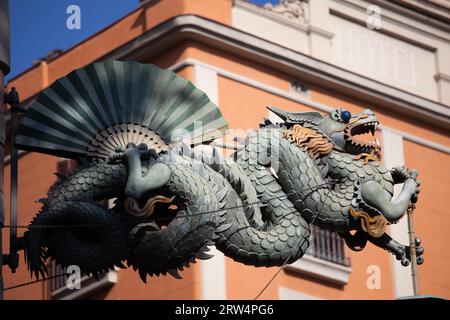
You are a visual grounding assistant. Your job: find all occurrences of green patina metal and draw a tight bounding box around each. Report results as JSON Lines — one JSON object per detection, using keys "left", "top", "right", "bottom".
{"left": 16, "top": 61, "right": 423, "bottom": 282}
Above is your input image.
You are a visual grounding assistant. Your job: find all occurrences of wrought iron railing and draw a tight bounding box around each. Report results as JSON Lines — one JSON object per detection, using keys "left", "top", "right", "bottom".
{"left": 50, "top": 262, "right": 67, "bottom": 294}
{"left": 307, "top": 225, "right": 351, "bottom": 267}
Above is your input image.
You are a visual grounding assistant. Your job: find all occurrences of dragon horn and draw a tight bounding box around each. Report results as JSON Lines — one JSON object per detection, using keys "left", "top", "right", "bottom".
{"left": 267, "top": 106, "right": 322, "bottom": 124}
{"left": 267, "top": 106, "right": 289, "bottom": 121}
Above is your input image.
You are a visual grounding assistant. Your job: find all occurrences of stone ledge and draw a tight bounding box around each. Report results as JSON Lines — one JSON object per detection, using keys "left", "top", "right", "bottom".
{"left": 284, "top": 254, "right": 352, "bottom": 285}
{"left": 51, "top": 270, "right": 117, "bottom": 300}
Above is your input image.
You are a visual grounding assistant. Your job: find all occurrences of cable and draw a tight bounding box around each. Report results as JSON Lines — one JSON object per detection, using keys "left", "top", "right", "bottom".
{"left": 1, "top": 183, "right": 333, "bottom": 293}
{"left": 2, "top": 184, "right": 330, "bottom": 230}
{"left": 253, "top": 185, "right": 332, "bottom": 300}
{"left": 254, "top": 253, "right": 292, "bottom": 300}
{"left": 3, "top": 273, "right": 67, "bottom": 292}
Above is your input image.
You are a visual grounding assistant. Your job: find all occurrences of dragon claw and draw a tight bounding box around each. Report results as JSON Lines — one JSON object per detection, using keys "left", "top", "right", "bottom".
{"left": 115, "top": 145, "right": 126, "bottom": 153}
{"left": 137, "top": 143, "right": 148, "bottom": 151}
{"left": 415, "top": 237, "right": 421, "bottom": 246}
{"left": 108, "top": 151, "right": 124, "bottom": 163}
{"left": 417, "top": 256, "right": 424, "bottom": 265}
{"left": 108, "top": 143, "right": 157, "bottom": 164}
{"left": 391, "top": 166, "right": 409, "bottom": 183}
{"left": 416, "top": 246, "right": 424, "bottom": 256}
{"left": 403, "top": 168, "right": 421, "bottom": 203}
{"left": 409, "top": 169, "right": 418, "bottom": 179}
{"left": 397, "top": 237, "right": 424, "bottom": 267}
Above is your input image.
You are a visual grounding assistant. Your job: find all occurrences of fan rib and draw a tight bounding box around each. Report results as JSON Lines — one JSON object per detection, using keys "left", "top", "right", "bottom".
{"left": 25, "top": 101, "right": 93, "bottom": 142}
{"left": 152, "top": 82, "right": 198, "bottom": 136}
{"left": 74, "top": 68, "right": 112, "bottom": 128}
{"left": 59, "top": 77, "right": 105, "bottom": 132}
{"left": 158, "top": 94, "right": 211, "bottom": 138}
{"left": 43, "top": 87, "right": 98, "bottom": 137}
{"left": 15, "top": 60, "right": 228, "bottom": 160}
{"left": 94, "top": 62, "right": 120, "bottom": 124}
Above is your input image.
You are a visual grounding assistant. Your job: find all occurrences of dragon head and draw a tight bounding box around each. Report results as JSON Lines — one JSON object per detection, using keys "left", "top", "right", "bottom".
{"left": 320, "top": 108, "right": 380, "bottom": 156}
{"left": 268, "top": 106, "right": 381, "bottom": 158}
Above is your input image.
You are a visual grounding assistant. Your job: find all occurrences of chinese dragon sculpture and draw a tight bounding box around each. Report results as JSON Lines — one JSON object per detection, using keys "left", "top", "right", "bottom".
{"left": 16, "top": 61, "right": 423, "bottom": 282}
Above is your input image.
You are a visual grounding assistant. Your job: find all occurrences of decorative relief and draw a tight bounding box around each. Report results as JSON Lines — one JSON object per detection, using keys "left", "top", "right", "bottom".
{"left": 264, "top": 0, "right": 309, "bottom": 24}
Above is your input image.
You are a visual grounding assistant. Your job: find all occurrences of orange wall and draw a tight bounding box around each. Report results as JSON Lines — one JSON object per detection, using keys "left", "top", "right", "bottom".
{"left": 3, "top": 153, "right": 59, "bottom": 299}
{"left": 403, "top": 141, "right": 450, "bottom": 298}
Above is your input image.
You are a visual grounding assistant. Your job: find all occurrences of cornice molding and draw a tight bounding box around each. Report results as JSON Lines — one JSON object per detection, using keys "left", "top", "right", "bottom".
{"left": 233, "top": 0, "right": 310, "bottom": 31}
{"left": 263, "top": 0, "right": 309, "bottom": 24}
{"left": 333, "top": 0, "right": 450, "bottom": 42}
{"left": 368, "top": 0, "right": 450, "bottom": 34}
{"left": 307, "top": 25, "right": 334, "bottom": 39}
{"left": 390, "top": 0, "right": 450, "bottom": 24}
{"left": 102, "top": 14, "right": 450, "bottom": 131}
{"left": 9, "top": 14, "right": 449, "bottom": 157}
{"left": 284, "top": 254, "right": 352, "bottom": 286}
{"left": 435, "top": 72, "right": 450, "bottom": 82}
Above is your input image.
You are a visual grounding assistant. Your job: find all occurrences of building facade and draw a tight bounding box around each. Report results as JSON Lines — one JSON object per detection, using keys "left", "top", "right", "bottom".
{"left": 2, "top": 0, "right": 450, "bottom": 300}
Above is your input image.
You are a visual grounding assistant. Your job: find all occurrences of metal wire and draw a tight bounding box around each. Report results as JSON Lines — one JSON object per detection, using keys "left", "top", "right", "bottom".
{"left": 1, "top": 183, "right": 333, "bottom": 293}
{"left": 253, "top": 186, "right": 332, "bottom": 300}
{"left": 3, "top": 273, "right": 67, "bottom": 292}
{"left": 2, "top": 184, "right": 329, "bottom": 230}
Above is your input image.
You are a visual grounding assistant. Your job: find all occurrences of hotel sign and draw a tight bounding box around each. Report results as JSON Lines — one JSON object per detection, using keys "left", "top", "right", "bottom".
{"left": 332, "top": 16, "right": 437, "bottom": 101}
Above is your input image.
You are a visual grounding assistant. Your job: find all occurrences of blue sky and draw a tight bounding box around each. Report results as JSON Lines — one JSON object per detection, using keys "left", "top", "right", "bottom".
{"left": 6, "top": 0, "right": 278, "bottom": 82}
{"left": 251, "top": 0, "right": 278, "bottom": 5}
{"left": 7, "top": 0, "right": 139, "bottom": 81}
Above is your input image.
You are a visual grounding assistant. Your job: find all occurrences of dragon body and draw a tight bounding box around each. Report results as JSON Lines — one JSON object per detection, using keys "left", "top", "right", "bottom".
{"left": 18, "top": 61, "right": 423, "bottom": 282}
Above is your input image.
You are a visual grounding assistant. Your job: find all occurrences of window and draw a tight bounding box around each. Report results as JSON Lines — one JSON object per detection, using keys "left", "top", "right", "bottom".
{"left": 307, "top": 225, "right": 350, "bottom": 267}
{"left": 285, "top": 225, "right": 352, "bottom": 285}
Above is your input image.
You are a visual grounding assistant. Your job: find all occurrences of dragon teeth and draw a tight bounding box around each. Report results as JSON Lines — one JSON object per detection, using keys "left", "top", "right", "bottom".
{"left": 374, "top": 137, "right": 380, "bottom": 145}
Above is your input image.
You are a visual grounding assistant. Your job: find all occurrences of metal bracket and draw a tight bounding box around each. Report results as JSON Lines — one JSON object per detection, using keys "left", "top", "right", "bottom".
{"left": 4, "top": 87, "right": 26, "bottom": 112}
{"left": 2, "top": 237, "right": 24, "bottom": 270}
{"left": 2, "top": 254, "right": 18, "bottom": 271}
{"left": 4, "top": 87, "right": 24, "bottom": 274}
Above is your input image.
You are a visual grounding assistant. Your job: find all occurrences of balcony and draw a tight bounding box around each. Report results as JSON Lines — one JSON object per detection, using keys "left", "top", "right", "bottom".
{"left": 307, "top": 226, "right": 350, "bottom": 267}
{"left": 285, "top": 226, "right": 352, "bottom": 286}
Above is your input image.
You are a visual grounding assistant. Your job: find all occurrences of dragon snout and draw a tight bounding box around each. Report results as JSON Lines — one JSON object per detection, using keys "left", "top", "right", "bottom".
{"left": 125, "top": 162, "right": 172, "bottom": 200}
{"left": 362, "top": 108, "right": 375, "bottom": 116}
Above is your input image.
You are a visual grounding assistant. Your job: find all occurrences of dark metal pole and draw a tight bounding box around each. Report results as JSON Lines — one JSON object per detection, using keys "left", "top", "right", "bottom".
{"left": 0, "top": 0, "right": 11, "bottom": 301}
{"left": 407, "top": 204, "right": 419, "bottom": 295}
{"left": 7, "top": 87, "right": 20, "bottom": 274}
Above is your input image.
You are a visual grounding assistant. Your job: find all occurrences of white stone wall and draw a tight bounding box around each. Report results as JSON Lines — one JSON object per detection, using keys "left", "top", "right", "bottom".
{"left": 232, "top": 0, "right": 450, "bottom": 106}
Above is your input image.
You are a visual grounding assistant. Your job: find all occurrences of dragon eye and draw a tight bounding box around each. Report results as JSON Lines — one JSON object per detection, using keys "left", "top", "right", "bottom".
{"left": 340, "top": 110, "right": 352, "bottom": 123}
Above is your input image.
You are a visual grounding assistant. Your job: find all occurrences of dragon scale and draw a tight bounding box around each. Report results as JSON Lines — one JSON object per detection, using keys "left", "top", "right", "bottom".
{"left": 16, "top": 61, "right": 424, "bottom": 282}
